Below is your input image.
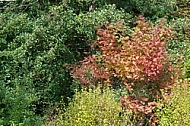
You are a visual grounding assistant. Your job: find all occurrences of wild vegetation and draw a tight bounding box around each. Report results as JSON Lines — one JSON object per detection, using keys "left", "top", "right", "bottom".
{"left": 0, "top": 0, "right": 189, "bottom": 126}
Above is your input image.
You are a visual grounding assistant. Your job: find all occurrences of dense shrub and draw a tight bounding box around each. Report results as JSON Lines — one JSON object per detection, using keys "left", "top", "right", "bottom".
{"left": 56, "top": 86, "right": 133, "bottom": 126}
{"left": 70, "top": 16, "right": 175, "bottom": 125}
{"left": 167, "top": 18, "right": 190, "bottom": 78}
{"left": 156, "top": 80, "right": 190, "bottom": 126}
{"left": 167, "top": 0, "right": 190, "bottom": 78}
{"left": 0, "top": 2, "right": 133, "bottom": 125}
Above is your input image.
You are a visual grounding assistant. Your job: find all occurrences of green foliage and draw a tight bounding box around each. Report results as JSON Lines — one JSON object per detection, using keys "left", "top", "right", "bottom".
{"left": 167, "top": 18, "right": 190, "bottom": 77}
{"left": 0, "top": 1, "right": 133, "bottom": 125}
{"left": 156, "top": 80, "right": 190, "bottom": 126}
{"left": 1, "top": 86, "right": 42, "bottom": 126}
{"left": 107, "top": 0, "right": 177, "bottom": 19}
{"left": 0, "top": 0, "right": 189, "bottom": 125}
{"left": 75, "top": 4, "right": 133, "bottom": 40}
{"left": 172, "top": 0, "right": 190, "bottom": 18}
{"left": 168, "top": 18, "right": 190, "bottom": 58}
{"left": 56, "top": 86, "right": 133, "bottom": 126}
{"left": 0, "top": 9, "right": 76, "bottom": 124}
{"left": 185, "top": 61, "right": 190, "bottom": 78}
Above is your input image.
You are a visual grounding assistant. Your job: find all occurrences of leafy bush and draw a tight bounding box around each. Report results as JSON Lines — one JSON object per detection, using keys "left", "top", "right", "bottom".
{"left": 70, "top": 16, "right": 175, "bottom": 125}
{"left": 156, "top": 80, "right": 190, "bottom": 126}
{"left": 167, "top": 18, "right": 190, "bottom": 78}
{"left": 55, "top": 86, "right": 133, "bottom": 126}
{"left": 74, "top": 4, "right": 133, "bottom": 40}
{"left": 0, "top": 10, "right": 75, "bottom": 125}
{"left": 0, "top": 1, "right": 134, "bottom": 125}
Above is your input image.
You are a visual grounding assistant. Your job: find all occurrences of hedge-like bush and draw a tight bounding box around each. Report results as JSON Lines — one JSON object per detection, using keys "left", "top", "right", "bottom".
{"left": 57, "top": 87, "right": 133, "bottom": 126}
